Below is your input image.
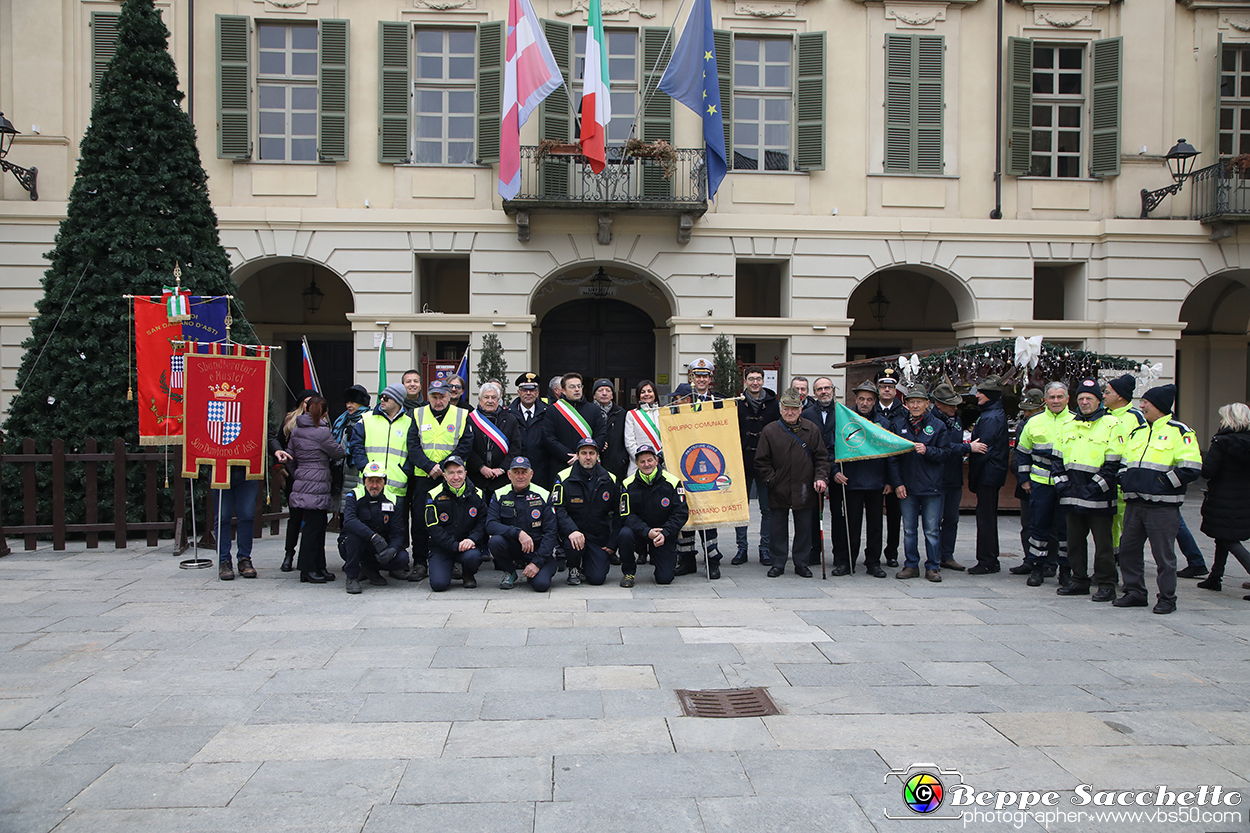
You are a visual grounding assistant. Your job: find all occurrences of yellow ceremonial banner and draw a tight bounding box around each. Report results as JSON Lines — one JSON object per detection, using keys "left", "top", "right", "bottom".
{"left": 658, "top": 400, "right": 750, "bottom": 528}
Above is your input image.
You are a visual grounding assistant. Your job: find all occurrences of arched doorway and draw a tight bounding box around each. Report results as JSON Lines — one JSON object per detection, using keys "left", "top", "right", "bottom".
{"left": 234, "top": 259, "right": 355, "bottom": 414}
{"left": 1177, "top": 272, "right": 1250, "bottom": 441}
{"left": 539, "top": 299, "right": 657, "bottom": 401}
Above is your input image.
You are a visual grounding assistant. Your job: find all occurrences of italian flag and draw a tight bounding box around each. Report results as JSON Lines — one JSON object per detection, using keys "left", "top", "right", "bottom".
{"left": 579, "top": 0, "right": 611, "bottom": 173}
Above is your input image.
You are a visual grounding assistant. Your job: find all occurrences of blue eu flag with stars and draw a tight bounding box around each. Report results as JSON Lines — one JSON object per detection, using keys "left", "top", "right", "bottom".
{"left": 658, "top": 0, "right": 727, "bottom": 199}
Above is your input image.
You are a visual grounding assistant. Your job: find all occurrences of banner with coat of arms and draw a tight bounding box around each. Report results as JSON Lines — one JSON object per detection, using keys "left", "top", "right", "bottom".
{"left": 182, "top": 342, "right": 272, "bottom": 487}
{"left": 133, "top": 293, "right": 230, "bottom": 445}
{"left": 657, "top": 400, "right": 749, "bottom": 528}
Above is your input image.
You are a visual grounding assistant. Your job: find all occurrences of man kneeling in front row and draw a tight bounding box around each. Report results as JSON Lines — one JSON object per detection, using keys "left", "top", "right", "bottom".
{"left": 488, "top": 457, "right": 559, "bottom": 591}
{"left": 424, "top": 455, "right": 487, "bottom": 591}
{"left": 340, "top": 461, "right": 410, "bottom": 595}
{"left": 618, "top": 445, "right": 688, "bottom": 586}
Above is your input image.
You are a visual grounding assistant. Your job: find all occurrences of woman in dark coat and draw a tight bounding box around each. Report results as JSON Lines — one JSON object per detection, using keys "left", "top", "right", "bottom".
{"left": 280, "top": 395, "right": 347, "bottom": 584}
{"left": 1197, "top": 402, "right": 1250, "bottom": 600}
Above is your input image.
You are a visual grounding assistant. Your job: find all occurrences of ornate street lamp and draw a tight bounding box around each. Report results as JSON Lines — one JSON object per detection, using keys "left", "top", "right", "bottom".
{"left": 1140, "top": 139, "right": 1199, "bottom": 218}
{"left": 868, "top": 277, "right": 890, "bottom": 325}
{"left": 0, "top": 112, "right": 38, "bottom": 200}
{"left": 302, "top": 277, "right": 324, "bottom": 313}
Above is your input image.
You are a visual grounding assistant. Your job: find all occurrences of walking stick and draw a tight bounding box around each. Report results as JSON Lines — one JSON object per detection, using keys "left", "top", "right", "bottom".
{"left": 841, "top": 481, "right": 853, "bottom": 571}
{"left": 819, "top": 498, "right": 827, "bottom": 579}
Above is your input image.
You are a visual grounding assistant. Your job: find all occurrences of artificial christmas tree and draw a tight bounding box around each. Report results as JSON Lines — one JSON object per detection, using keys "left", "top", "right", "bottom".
{"left": 2, "top": 0, "right": 249, "bottom": 525}
{"left": 475, "top": 333, "right": 509, "bottom": 396}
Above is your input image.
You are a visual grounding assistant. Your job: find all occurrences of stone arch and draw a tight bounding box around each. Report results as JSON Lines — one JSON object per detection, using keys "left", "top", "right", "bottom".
{"left": 1177, "top": 270, "right": 1250, "bottom": 442}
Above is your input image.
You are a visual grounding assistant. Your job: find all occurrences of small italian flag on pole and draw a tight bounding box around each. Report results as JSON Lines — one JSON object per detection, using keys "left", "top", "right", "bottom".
{"left": 579, "top": 0, "right": 611, "bottom": 174}
{"left": 163, "top": 286, "right": 190, "bottom": 322}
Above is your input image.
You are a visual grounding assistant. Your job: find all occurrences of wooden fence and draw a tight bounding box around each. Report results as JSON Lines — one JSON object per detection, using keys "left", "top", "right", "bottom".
{"left": 0, "top": 437, "right": 288, "bottom": 555}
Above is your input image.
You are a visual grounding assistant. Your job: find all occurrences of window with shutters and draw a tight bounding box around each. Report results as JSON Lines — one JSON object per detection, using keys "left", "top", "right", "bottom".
{"left": 1030, "top": 44, "right": 1083, "bottom": 178}
{"left": 884, "top": 33, "right": 943, "bottom": 175}
{"left": 732, "top": 37, "right": 792, "bottom": 171}
{"left": 257, "top": 23, "right": 319, "bottom": 161}
{"left": 571, "top": 29, "right": 640, "bottom": 147}
{"left": 414, "top": 29, "right": 477, "bottom": 164}
{"left": 1219, "top": 45, "right": 1250, "bottom": 156}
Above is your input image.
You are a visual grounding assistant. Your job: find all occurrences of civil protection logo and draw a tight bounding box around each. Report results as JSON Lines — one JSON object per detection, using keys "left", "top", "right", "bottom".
{"left": 680, "top": 443, "right": 731, "bottom": 493}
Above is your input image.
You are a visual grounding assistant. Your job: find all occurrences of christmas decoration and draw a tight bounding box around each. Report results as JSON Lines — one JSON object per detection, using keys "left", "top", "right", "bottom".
{"left": 902, "top": 338, "right": 1140, "bottom": 393}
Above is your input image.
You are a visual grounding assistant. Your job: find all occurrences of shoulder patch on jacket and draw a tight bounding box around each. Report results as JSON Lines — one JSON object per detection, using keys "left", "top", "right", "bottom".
{"left": 1168, "top": 419, "right": 1193, "bottom": 435}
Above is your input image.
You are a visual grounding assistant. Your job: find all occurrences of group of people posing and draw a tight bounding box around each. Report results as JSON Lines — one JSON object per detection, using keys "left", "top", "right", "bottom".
{"left": 210, "top": 359, "right": 1250, "bottom": 612}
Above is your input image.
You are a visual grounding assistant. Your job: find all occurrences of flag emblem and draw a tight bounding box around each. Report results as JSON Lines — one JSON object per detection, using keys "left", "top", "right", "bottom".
{"left": 169, "top": 355, "right": 185, "bottom": 390}
{"left": 207, "top": 400, "right": 242, "bottom": 446}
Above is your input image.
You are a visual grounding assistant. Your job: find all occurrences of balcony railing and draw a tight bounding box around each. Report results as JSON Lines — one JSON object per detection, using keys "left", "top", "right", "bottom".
{"left": 503, "top": 145, "right": 708, "bottom": 210}
{"left": 1189, "top": 161, "right": 1250, "bottom": 224}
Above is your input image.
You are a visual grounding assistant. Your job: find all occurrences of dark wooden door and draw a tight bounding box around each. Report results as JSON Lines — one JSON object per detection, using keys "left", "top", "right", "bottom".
{"left": 286, "top": 339, "right": 354, "bottom": 418}
{"left": 540, "top": 299, "right": 656, "bottom": 400}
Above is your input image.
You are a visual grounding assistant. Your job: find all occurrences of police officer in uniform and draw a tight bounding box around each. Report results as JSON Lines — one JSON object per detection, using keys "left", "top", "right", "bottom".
{"left": 509, "top": 372, "right": 550, "bottom": 486}
{"left": 553, "top": 438, "right": 622, "bottom": 586}
{"left": 875, "top": 368, "right": 906, "bottom": 567}
{"left": 424, "top": 455, "right": 488, "bottom": 591}
{"left": 618, "top": 444, "right": 688, "bottom": 586}
{"left": 408, "top": 379, "right": 474, "bottom": 582}
{"left": 488, "top": 457, "right": 558, "bottom": 591}
{"left": 340, "top": 461, "right": 409, "bottom": 595}
{"left": 349, "top": 383, "right": 419, "bottom": 571}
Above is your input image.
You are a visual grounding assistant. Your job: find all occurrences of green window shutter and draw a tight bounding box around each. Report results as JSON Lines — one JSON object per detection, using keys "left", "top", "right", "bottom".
{"left": 884, "top": 34, "right": 913, "bottom": 172}
{"left": 216, "top": 15, "right": 251, "bottom": 160}
{"left": 477, "top": 20, "right": 504, "bottom": 163}
{"left": 539, "top": 19, "right": 572, "bottom": 197}
{"left": 714, "top": 29, "right": 733, "bottom": 164}
{"left": 795, "top": 31, "right": 825, "bottom": 171}
{"left": 1090, "top": 36, "right": 1122, "bottom": 177}
{"left": 1005, "top": 36, "right": 1033, "bottom": 177}
{"left": 378, "top": 21, "right": 411, "bottom": 164}
{"left": 641, "top": 27, "right": 675, "bottom": 198}
{"left": 318, "top": 19, "right": 349, "bottom": 161}
{"left": 884, "top": 33, "right": 943, "bottom": 174}
{"left": 90, "top": 12, "right": 121, "bottom": 107}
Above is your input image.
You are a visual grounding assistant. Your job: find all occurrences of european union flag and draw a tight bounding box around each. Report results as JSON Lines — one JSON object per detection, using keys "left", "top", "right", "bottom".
{"left": 657, "top": 0, "right": 727, "bottom": 199}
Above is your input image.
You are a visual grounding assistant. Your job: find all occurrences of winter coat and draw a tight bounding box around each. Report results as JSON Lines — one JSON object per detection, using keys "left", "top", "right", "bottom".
{"left": 754, "top": 417, "right": 831, "bottom": 511}
{"left": 738, "top": 389, "right": 780, "bottom": 467}
{"left": 598, "top": 403, "right": 630, "bottom": 481}
{"left": 332, "top": 406, "right": 366, "bottom": 512}
{"left": 968, "top": 399, "right": 1009, "bottom": 491}
{"left": 840, "top": 408, "right": 892, "bottom": 492}
{"left": 287, "top": 413, "right": 347, "bottom": 511}
{"left": 487, "top": 484, "right": 557, "bottom": 567}
{"left": 424, "top": 481, "right": 489, "bottom": 555}
{"left": 936, "top": 409, "right": 970, "bottom": 490}
{"left": 508, "top": 398, "right": 550, "bottom": 483}
{"left": 1200, "top": 428, "right": 1250, "bottom": 542}
{"left": 553, "top": 462, "right": 621, "bottom": 546}
{"left": 887, "top": 410, "right": 953, "bottom": 497}
{"left": 624, "top": 404, "right": 664, "bottom": 475}
{"left": 620, "top": 469, "right": 689, "bottom": 540}
{"left": 543, "top": 397, "right": 607, "bottom": 468}
{"left": 467, "top": 407, "right": 522, "bottom": 495}
{"left": 341, "top": 486, "right": 404, "bottom": 550}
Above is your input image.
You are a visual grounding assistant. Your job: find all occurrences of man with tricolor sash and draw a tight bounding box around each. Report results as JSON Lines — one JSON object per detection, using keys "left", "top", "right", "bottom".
{"left": 543, "top": 372, "right": 606, "bottom": 471}
{"left": 408, "top": 379, "right": 474, "bottom": 580}
{"left": 468, "top": 381, "right": 522, "bottom": 495}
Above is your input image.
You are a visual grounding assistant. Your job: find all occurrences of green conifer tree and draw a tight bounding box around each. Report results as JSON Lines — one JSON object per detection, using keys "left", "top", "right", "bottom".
{"left": 711, "top": 334, "right": 739, "bottom": 397}
{"left": 475, "top": 333, "right": 509, "bottom": 397}
{"left": 2, "top": 0, "right": 248, "bottom": 522}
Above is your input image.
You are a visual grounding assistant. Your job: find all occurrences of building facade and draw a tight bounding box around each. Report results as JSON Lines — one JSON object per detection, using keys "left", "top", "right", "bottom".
{"left": 2, "top": 0, "right": 1249, "bottom": 441}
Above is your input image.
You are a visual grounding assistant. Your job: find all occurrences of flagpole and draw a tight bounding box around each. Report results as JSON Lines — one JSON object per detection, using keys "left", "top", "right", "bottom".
{"left": 618, "top": 0, "right": 691, "bottom": 157}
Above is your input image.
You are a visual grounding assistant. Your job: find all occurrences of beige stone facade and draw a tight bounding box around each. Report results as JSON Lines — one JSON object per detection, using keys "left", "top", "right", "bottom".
{"left": 2, "top": 0, "right": 1249, "bottom": 441}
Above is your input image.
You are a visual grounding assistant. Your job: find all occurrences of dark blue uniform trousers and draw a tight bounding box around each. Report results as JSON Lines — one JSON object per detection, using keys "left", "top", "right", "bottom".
{"left": 571, "top": 538, "right": 620, "bottom": 586}
{"left": 616, "top": 526, "right": 677, "bottom": 585}
{"left": 339, "top": 534, "right": 410, "bottom": 581}
{"left": 489, "top": 535, "right": 557, "bottom": 592}
{"left": 429, "top": 546, "right": 483, "bottom": 592}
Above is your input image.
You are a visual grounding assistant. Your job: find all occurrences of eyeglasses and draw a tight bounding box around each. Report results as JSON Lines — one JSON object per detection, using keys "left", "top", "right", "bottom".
{"left": 449, "top": 383, "right": 463, "bottom": 390}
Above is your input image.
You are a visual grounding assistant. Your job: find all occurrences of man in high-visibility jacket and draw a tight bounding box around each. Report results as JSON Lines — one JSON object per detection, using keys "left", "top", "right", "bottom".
{"left": 349, "top": 382, "right": 419, "bottom": 534}
{"left": 1104, "top": 374, "right": 1209, "bottom": 578}
{"left": 408, "top": 379, "right": 474, "bottom": 580}
{"left": 1114, "top": 384, "right": 1203, "bottom": 614}
{"left": 1014, "top": 382, "right": 1075, "bottom": 587}
{"left": 1051, "top": 378, "right": 1120, "bottom": 601}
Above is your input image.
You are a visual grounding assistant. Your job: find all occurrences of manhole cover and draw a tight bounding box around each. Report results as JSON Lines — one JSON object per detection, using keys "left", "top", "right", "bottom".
{"left": 675, "top": 687, "right": 780, "bottom": 718}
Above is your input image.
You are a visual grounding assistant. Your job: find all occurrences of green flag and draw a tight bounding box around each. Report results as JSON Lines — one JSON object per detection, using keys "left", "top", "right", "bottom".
{"left": 834, "top": 401, "right": 915, "bottom": 461}
{"left": 377, "top": 333, "right": 387, "bottom": 398}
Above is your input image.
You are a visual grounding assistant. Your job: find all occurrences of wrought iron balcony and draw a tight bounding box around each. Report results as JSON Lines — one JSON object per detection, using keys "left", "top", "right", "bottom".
{"left": 503, "top": 144, "right": 708, "bottom": 244}
{"left": 1188, "top": 160, "right": 1250, "bottom": 225}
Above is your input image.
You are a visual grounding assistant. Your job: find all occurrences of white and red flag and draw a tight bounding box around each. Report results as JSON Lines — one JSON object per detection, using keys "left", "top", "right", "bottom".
{"left": 579, "top": 0, "right": 611, "bottom": 173}
{"left": 499, "top": 0, "right": 564, "bottom": 200}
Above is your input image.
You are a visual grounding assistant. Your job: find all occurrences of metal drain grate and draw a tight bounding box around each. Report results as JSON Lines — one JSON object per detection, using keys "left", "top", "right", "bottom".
{"left": 675, "top": 687, "right": 781, "bottom": 718}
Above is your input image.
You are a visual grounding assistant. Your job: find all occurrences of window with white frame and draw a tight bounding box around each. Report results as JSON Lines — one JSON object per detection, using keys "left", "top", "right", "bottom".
{"left": 1030, "top": 44, "right": 1083, "bottom": 178}
{"left": 733, "top": 37, "right": 792, "bottom": 171}
{"left": 1220, "top": 45, "right": 1250, "bottom": 157}
{"left": 573, "top": 29, "right": 639, "bottom": 146}
{"left": 414, "top": 29, "right": 477, "bottom": 165}
{"left": 257, "top": 22, "right": 319, "bottom": 162}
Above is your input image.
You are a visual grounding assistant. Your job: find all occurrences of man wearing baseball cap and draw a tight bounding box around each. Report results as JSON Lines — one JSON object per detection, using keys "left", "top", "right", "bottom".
{"left": 339, "top": 461, "right": 409, "bottom": 595}
{"left": 552, "top": 438, "right": 622, "bottom": 586}
{"left": 487, "top": 457, "right": 558, "bottom": 591}
{"left": 407, "top": 378, "right": 475, "bottom": 582}
{"left": 618, "top": 445, "right": 688, "bottom": 586}
{"left": 423, "top": 456, "right": 488, "bottom": 591}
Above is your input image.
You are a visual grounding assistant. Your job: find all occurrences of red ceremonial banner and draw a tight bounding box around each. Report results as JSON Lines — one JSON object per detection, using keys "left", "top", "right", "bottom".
{"left": 182, "top": 343, "right": 272, "bottom": 487}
